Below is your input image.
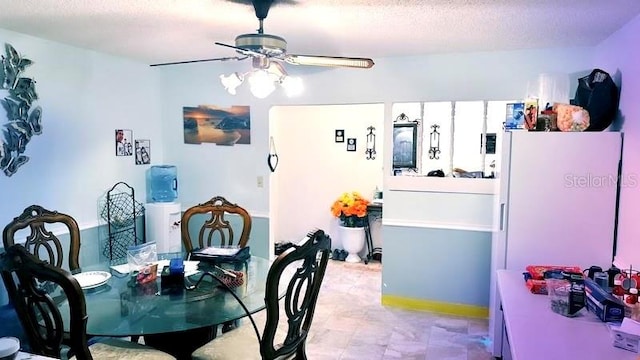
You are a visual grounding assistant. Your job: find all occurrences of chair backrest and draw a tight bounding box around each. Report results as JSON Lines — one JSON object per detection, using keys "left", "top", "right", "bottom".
{"left": 261, "top": 229, "right": 331, "bottom": 360}
{"left": 3, "top": 205, "right": 81, "bottom": 271}
{"left": 181, "top": 196, "right": 252, "bottom": 253}
{"left": 0, "top": 244, "right": 93, "bottom": 360}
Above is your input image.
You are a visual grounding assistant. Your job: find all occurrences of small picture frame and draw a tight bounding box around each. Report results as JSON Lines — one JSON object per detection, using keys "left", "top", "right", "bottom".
{"left": 346, "top": 138, "right": 357, "bottom": 152}
{"left": 135, "top": 139, "right": 151, "bottom": 165}
{"left": 335, "top": 129, "right": 345, "bottom": 143}
{"left": 115, "top": 129, "right": 133, "bottom": 156}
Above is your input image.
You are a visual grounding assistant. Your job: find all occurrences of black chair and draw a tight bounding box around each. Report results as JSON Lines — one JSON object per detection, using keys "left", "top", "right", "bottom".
{"left": 0, "top": 244, "right": 176, "bottom": 360}
{"left": 190, "top": 229, "right": 331, "bottom": 360}
{"left": 4, "top": 205, "right": 81, "bottom": 272}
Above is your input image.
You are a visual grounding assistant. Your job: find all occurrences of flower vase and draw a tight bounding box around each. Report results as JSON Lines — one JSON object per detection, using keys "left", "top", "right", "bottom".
{"left": 339, "top": 225, "right": 365, "bottom": 263}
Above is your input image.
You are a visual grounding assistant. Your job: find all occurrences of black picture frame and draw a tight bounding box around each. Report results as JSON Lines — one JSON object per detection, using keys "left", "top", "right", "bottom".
{"left": 335, "top": 129, "right": 345, "bottom": 143}
{"left": 115, "top": 129, "right": 133, "bottom": 156}
{"left": 392, "top": 123, "right": 418, "bottom": 168}
{"left": 346, "top": 138, "right": 357, "bottom": 151}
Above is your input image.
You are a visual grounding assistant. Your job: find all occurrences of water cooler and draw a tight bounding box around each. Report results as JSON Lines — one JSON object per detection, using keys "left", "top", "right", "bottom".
{"left": 145, "top": 165, "right": 182, "bottom": 254}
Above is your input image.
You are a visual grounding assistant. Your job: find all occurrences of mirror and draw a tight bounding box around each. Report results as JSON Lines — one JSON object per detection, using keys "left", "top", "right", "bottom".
{"left": 392, "top": 123, "right": 418, "bottom": 169}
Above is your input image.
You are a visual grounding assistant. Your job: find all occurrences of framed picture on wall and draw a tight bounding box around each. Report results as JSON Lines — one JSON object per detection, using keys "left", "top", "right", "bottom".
{"left": 346, "top": 138, "right": 357, "bottom": 151}
{"left": 115, "top": 129, "right": 133, "bottom": 156}
{"left": 335, "top": 129, "right": 345, "bottom": 143}
{"left": 392, "top": 123, "right": 418, "bottom": 168}
{"left": 135, "top": 139, "right": 151, "bottom": 165}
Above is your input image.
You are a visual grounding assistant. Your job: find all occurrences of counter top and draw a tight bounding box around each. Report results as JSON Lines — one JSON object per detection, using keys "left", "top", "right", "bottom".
{"left": 497, "top": 270, "right": 636, "bottom": 360}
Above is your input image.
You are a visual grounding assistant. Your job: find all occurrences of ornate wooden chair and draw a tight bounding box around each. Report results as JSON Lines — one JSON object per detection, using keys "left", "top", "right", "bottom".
{"left": 3, "top": 205, "right": 81, "bottom": 272}
{"left": 181, "top": 196, "right": 252, "bottom": 253}
{"left": 0, "top": 244, "right": 176, "bottom": 360}
{"left": 190, "top": 229, "right": 331, "bottom": 360}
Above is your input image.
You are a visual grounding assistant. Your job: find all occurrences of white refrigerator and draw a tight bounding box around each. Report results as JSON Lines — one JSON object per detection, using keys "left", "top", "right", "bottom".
{"left": 489, "top": 131, "right": 622, "bottom": 357}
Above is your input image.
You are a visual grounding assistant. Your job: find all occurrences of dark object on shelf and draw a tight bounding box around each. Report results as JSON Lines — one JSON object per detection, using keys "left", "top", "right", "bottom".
{"left": 274, "top": 242, "right": 294, "bottom": 255}
{"left": 427, "top": 169, "right": 445, "bottom": 177}
{"left": 100, "top": 182, "right": 145, "bottom": 262}
{"left": 574, "top": 68, "right": 619, "bottom": 131}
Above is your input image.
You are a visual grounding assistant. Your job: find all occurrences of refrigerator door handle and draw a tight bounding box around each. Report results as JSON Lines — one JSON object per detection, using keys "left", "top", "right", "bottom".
{"left": 500, "top": 203, "right": 505, "bottom": 231}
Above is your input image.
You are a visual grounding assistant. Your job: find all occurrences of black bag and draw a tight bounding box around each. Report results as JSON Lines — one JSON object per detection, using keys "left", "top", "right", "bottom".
{"left": 573, "top": 69, "right": 619, "bottom": 131}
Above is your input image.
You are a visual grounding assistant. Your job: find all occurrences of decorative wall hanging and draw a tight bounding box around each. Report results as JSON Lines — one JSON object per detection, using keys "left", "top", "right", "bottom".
{"left": 183, "top": 105, "right": 251, "bottom": 146}
{"left": 428, "top": 124, "right": 441, "bottom": 159}
{"left": 335, "top": 129, "right": 344, "bottom": 143}
{"left": 392, "top": 123, "right": 418, "bottom": 168}
{"left": 115, "top": 129, "right": 133, "bottom": 156}
{"left": 135, "top": 139, "right": 151, "bottom": 165}
{"left": 365, "top": 126, "right": 376, "bottom": 160}
{"left": 394, "top": 113, "right": 410, "bottom": 123}
{"left": 346, "top": 138, "right": 357, "bottom": 152}
{"left": 0, "top": 43, "right": 42, "bottom": 177}
{"left": 268, "top": 136, "right": 278, "bottom": 173}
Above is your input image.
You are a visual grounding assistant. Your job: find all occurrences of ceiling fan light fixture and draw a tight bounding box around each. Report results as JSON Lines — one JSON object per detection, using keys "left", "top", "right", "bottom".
{"left": 281, "top": 75, "right": 303, "bottom": 97}
{"left": 248, "top": 69, "right": 277, "bottom": 99}
{"left": 220, "top": 72, "right": 244, "bottom": 95}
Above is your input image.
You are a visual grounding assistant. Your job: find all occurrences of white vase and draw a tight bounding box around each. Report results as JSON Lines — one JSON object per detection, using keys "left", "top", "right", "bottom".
{"left": 339, "top": 225, "right": 365, "bottom": 263}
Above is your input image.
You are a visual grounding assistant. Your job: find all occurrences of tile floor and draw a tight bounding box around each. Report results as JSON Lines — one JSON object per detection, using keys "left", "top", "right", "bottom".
{"left": 302, "top": 259, "right": 494, "bottom": 360}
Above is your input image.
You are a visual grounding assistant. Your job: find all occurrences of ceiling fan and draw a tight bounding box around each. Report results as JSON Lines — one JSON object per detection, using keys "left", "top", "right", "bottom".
{"left": 149, "top": 0, "right": 375, "bottom": 70}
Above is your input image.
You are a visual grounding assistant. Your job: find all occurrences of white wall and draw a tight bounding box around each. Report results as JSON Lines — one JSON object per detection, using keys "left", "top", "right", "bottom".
{"left": 269, "top": 104, "right": 384, "bottom": 249}
{"left": 0, "top": 28, "right": 161, "bottom": 230}
{"left": 593, "top": 13, "right": 640, "bottom": 269}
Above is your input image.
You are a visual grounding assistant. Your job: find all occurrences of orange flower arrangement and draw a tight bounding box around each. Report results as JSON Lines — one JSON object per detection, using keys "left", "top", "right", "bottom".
{"left": 330, "top": 191, "right": 370, "bottom": 227}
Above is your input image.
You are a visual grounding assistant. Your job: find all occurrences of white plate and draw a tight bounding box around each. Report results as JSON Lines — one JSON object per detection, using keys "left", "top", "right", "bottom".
{"left": 72, "top": 271, "right": 112, "bottom": 289}
{"left": 0, "top": 336, "right": 19, "bottom": 357}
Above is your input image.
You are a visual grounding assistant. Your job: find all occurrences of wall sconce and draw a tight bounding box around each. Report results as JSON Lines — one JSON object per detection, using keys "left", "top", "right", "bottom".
{"left": 365, "top": 126, "right": 376, "bottom": 160}
{"left": 428, "top": 124, "right": 441, "bottom": 159}
{"left": 220, "top": 57, "right": 303, "bottom": 98}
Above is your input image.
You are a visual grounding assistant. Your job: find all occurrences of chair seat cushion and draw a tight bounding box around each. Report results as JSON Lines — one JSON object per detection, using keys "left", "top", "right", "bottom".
{"left": 191, "top": 324, "right": 261, "bottom": 360}
{"left": 71, "top": 338, "right": 175, "bottom": 360}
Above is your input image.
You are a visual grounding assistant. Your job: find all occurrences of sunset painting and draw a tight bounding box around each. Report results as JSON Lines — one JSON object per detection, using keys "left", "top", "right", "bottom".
{"left": 183, "top": 105, "right": 251, "bottom": 145}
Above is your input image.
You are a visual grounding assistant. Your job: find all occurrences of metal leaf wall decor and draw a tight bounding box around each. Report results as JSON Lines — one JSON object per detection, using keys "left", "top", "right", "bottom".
{"left": 0, "top": 43, "right": 42, "bottom": 177}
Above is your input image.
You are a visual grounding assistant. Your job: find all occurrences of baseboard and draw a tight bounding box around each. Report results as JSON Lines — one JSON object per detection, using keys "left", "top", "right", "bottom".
{"left": 381, "top": 294, "right": 489, "bottom": 318}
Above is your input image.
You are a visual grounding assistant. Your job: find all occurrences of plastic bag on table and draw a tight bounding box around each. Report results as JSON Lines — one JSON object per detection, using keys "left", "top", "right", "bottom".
{"left": 127, "top": 242, "right": 158, "bottom": 273}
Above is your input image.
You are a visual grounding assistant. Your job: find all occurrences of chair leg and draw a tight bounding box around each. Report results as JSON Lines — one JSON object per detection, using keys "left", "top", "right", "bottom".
{"left": 296, "top": 343, "right": 308, "bottom": 360}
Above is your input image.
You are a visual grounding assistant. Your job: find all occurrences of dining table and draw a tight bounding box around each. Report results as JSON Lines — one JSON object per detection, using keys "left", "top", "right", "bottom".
{"left": 57, "top": 255, "right": 280, "bottom": 360}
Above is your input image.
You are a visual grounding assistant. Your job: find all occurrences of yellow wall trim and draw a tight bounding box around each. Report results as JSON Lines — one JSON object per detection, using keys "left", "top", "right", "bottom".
{"left": 382, "top": 294, "right": 489, "bottom": 318}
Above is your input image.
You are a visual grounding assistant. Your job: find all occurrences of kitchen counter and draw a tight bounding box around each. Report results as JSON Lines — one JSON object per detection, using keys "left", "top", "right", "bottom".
{"left": 497, "top": 270, "right": 636, "bottom": 360}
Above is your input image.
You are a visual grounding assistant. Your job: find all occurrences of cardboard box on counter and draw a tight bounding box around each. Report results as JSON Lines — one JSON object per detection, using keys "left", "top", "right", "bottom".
{"left": 584, "top": 277, "right": 625, "bottom": 323}
{"left": 609, "top": 318, "right": 640, "bottom": 353}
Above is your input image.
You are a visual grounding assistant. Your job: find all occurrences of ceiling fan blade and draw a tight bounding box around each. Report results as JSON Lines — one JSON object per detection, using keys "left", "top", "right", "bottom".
{"left": 284, "top": 54, "right": 374, "bottom": 69}
{"left": 149, "top": 56, "right": 247, "bottom": 67}
{"left": 215, "top": 42, "right": 266, "bottom": 58}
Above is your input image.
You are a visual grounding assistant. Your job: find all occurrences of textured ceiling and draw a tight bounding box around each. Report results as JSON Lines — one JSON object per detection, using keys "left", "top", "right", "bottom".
{"left": 0, "top": 0, "right": 639, "bottom": 66}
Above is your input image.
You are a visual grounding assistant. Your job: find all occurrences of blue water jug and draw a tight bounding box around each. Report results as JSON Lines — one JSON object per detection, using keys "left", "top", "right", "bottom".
{"left": 148, "top": 165, "right": 178, "bottom": 202}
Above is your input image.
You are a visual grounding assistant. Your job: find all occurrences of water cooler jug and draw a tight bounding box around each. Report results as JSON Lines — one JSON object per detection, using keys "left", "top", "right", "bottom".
{"left": 146, "top": 165, "right": 181, "bottom": 253}
{"left": 148, "top": 165, "right": 178, "bottom": 203}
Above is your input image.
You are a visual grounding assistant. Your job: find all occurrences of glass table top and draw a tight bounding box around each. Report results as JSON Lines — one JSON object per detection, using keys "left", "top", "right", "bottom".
{"left": 58, "top": 256, "right": 275, "bottom": 337}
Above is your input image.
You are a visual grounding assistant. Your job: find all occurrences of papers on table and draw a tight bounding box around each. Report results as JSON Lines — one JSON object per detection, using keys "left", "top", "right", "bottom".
{"left": 110, "top": 260, "right": 200, "bottom": 277}
{"left": 195, "top": 247, "right": 240, "bottom": 256}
